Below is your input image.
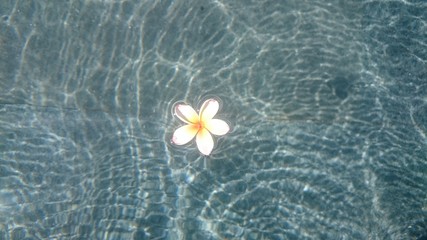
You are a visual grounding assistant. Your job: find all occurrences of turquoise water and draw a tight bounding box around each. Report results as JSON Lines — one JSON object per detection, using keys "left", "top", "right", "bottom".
{"left": 0, "top": 0, "right": 426, "bottom": 239}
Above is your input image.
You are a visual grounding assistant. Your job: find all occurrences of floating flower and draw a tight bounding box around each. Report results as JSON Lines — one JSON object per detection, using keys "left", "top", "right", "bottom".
{"left": 172, "top": 98, "right": 230, "bottom": 155}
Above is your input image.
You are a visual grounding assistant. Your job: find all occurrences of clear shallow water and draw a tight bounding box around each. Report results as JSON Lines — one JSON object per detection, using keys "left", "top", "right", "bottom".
{"left": 0, "top": 0, "right": 426, "bottom": 239}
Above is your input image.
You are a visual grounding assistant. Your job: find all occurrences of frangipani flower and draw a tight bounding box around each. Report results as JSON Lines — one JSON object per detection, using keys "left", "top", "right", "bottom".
{"left": 172, "top": 98, "right": 230, "bottom": 155}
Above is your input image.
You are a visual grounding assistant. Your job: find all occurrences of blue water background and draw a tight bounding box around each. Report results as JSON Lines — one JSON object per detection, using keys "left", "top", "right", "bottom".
{"left": 0, "top": 0, "right": 426, "bottom": 239}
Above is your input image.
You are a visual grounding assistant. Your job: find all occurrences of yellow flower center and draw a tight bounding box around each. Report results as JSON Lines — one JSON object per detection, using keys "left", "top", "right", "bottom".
{"left": 194, "top": 120, "right": 203, "bottom": 131}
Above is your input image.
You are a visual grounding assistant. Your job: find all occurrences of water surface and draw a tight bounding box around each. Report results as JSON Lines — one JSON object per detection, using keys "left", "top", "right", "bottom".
{"left": 0, "top": 0, "right": 426, "bottom": 239}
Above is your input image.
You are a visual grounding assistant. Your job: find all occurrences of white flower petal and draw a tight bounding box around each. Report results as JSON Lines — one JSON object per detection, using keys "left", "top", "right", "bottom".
{"left": 196, "top": 128, "right": 214, "bottom": 155}
{"left": 172, "top": 124, "right": 198, "bottom": 145}
{"left": 205, "top": 119, "right": 230, "bottom": 136}
{"left": 199, "top": 99, "right": 219, "bottom": 122}
{"left": 175, "top": 104, "right": 199, "bottom": 124}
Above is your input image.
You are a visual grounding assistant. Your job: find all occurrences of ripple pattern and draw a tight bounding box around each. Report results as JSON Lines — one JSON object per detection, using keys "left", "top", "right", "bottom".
{"left": 0, "top": 0, "right": 426, "bottom": 239}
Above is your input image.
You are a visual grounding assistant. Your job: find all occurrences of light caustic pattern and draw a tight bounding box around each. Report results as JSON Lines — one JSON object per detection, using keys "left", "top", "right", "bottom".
{"left": 1, "top": 0, "right": 427, "bottom": 239}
